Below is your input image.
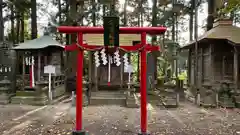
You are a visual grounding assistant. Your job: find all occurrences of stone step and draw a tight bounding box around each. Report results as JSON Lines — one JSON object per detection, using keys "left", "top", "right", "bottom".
{"left": 11, "top": 96, "right": 48, "bottom": 106}
{"left": 90, "top": 97, "right": 126, "bottom": 106}
{"left": 91, "top": 91, "right": 126, "bottom": 97}
{"left": 126, "top": 93, "right": 140, "bottom": 108}
{"left": 0, "top": 94, "right": 14, "bottom": 104}
{"left": 90, "top": 91, "right": 126, "bottom": 106}
{"left": 0, "top": 95, "right": 10, "bottom": 104}
{"left": 235, "top": 102, "right": 240, "bottom": 108}
{"left": 162, "top": 97, "right": 179, "bottom": 108}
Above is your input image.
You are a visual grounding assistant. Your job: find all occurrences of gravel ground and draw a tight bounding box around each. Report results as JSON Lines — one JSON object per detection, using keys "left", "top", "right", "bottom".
{"left": 0, "top": 104, "right": 39, "bottom": 133}
{"left": 0, "top": 99, "right": 71, "bottom": 135}
{"left": 42, "top": 103, "right": 240, "bottom": 135}
{"left": 1, "top": 101, "right": 240, "bottom": 135}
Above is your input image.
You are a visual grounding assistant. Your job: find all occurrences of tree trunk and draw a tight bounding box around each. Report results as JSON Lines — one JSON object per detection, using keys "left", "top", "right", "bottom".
{"left": 92, "top": 0, "right": 96, "bottom": 26}
{"left": 123, "top": 0, "right": 127, "bottom": 26}
{"left": 207, "top": 0, "right": 214, "bottom": 31}
{"left": 68, "top": 0, "right": 77, "bottom": 77}
{"left": 152, "top": 0, "right": 157, "bottom": 41}
{"left": 16, "top": 12, "right": 20, "bottom": 43}
{"left": 103, "top": 5, "right": 106, "bottom": 16}
{"left": 110, "top": 0, "right": 116, "bottom": 16}
{"left": 58, "top": 0, "right": 62, "bottom": 42}
{"left": 65, "top": 0, "right": 70, "bottom": 45}
{"left": 0, "top": 0, "right": 4, "bottom": 42}
{"left": 20, "top": 12, "right": 25, "bottom": 43}
{"left": 31, "top": 0, "right": 37, "bottom": 39}
{"left": 140, "top": 0, "right": 143, "bottom": 26}
{"left": 10, "top": 4, "right": 15, "bottom": 43}
{"left": 137, "top": 0, "right": 143, "bottom": 82}
{"left": 230, "top": 11, "right": 235, "bottom": 22}
{"left": 90, "top": 0, "right": 96, "bottom": 91}
{"left": 151, "top": 0, "right": 158, "bottom": 83}
{"left": 69, "top": 0, "right": 77, "bottom": 44}
{"left": 194, "top": 0, "right": 199, "bottom": 87}
{"left": 189, "top": 0, "right": 194, "bottom": 41}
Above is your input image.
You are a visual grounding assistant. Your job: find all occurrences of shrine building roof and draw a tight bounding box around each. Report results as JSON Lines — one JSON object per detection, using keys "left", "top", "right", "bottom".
{"left": 13, "top": 35, "right": 64, "bottom": 50}
{"left": 181, "top": 19, "right": 240, "bottom": 49}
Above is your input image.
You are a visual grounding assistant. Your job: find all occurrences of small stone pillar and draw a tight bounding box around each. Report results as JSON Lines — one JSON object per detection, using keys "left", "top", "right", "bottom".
{"left": 0, "top": 76, "right": 12, "bottom": 104}
{"left": 34, "top": 77, "right": 49, "bottom": 105}
{"left": 126, "top": 87, "right": 140, "bottom": 108}
{"left": 196, "top": 88, "right": 200, "bottom": 106}
{"left": 234, "top": 91, "right": 240, "bottom": 108}
{"left": 72, "top": 81, "right": 89, "bottom": 107}
{"left": 201, "top": 83, "right": 218, "bottom": 108}
{"left": 35, "top": 77, "right": 48, "bottom": 96}
{"left": 218, "top": 81, "right": 235, "bottom": 108}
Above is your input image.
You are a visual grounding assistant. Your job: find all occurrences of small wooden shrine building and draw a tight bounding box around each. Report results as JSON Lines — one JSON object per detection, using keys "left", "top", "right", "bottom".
{"left": 11, "top": 35, "right": 65, "bottom": 105}
{"left": 67, "top": 34, "right": 144, "bottom": 91}
{"left": 182, "top": 19, "right": 240, "bottom": 89}
{"left": 13, "top": 35, "right": 65, "bottom": 87}
{"left": 181, "top": 19, "right": 240, "bottom": 98}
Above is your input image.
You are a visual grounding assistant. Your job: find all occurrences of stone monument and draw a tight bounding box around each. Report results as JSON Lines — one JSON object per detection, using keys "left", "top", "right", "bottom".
{"left": 201, "top": 83, "right": 217, "bottom": 107}
{"left": 0, "top": 42, "right": 16, "bottom": 104}
{"left": 218, "top": 82, "right": 235, "bottom": 108}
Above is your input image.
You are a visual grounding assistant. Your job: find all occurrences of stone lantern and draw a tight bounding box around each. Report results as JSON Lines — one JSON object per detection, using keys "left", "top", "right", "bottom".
{"left": 0, "top": 76, "right": 12, "bottom": 104}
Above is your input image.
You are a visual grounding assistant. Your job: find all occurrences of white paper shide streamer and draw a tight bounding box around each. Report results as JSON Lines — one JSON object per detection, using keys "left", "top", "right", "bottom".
{"left": 94, "top": 51, "right": 100, "bottom": 67}
{"left": 108, "top": 55, "right": 112, "bottom": 83}
{"left": 25, "top": 56, "right": 35, "bottom": 87}
{"left": 101, "top": 48, "right": 108, "bottom": 65}
{"left": 31, "top": 56, "right": 35, "bottom": 87}
{"left": 114, "top": 50, "right": 121, "bottom": 66}
{"left": 123, "top": 54, "right": 129, "bottom": 71}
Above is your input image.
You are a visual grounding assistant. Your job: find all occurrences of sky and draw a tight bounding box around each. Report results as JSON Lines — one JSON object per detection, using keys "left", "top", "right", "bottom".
{"left": 3, "top": 0, "right": 208, "bottom": 45}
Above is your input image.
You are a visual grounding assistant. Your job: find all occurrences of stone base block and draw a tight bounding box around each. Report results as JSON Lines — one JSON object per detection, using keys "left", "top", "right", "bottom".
{"left": 162, "top": 98, "right": 178, "bottom": 108}
{"left": 218, "top": 101, "right": 235, "bottom": 108}
{"left": 72, "top": 93, "right": 89, "bottom": 107}
{"left": 201, "top": 102, "right": 217, "bottom": 108}
{"left": 126, "top": 93, "right": 140, "bottom": 108}
{"left": 138, "top": 132, "right": 150, "bottom": 135}
{"left": 0, "top": 93, "right": 13, "bottom": 104}
{"left": 235, "top": 102, "right": 240, "bottom": 108}
{"left": 11, "top": 95, "right": 48, "bottom": 105}
{"left": 72, "top": 130, "right": 88, "bottom": 135}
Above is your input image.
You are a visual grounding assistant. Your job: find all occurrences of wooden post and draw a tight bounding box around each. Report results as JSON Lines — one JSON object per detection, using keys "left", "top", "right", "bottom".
{"left": 199, "top": 48, "right": 203, "bottom": 86}
{"left": 194, "top": 45, "right": 198, "bottom": 87}
{"left": 222, "top": 56, "right": 225, "bottom": 79}
{"left": 88, "top": 52, "right": 93, "bottom": 91}
{"left": 120, "top": 55, "right": 123, "bottom": 87}
{"left": 208, "top": 44, "right": 214, "bottom": 82}
{"left": 22, "top": 53, "right": 25, "bottom": 85}
{"left": 38, "top": 52, "right": 41, "bottom": 81}
{"left": 94, "top": 63, "right": 98, "bottom": 91}
{"left": 188, "top": 49, "right": 191, "bottom": 84}
{"left": 194, "top": 0, "right": 199, "bottom": 88}
{"left": 197, "top": 93, "right": 200, "bottom": 106}
{"left": 234, "top": 47, "right": 238, "bottom": 90}
{"left": 44, "top": 56, "right": 47, "bottom": 65}
{"left": 209, "top": 44, "right": 213, "bottom": 82}
{"left": 137, "top": 53, "right": 140, "bottom": 82}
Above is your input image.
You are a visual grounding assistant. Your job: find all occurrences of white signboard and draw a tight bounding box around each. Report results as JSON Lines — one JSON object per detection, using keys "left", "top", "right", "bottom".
{"left": 124, "top": 65, "right": 134, "bottom": 73}
{"left": 44, "top": 65, "right": 56, "bottom": 101}
{"left": 44, "top": 65, "right": 56, "bottom": 74}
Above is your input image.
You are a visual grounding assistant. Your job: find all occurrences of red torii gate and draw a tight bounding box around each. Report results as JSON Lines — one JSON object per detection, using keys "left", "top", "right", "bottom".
{"left": 57, "top": 26, "right": 166, "bottom": 135}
